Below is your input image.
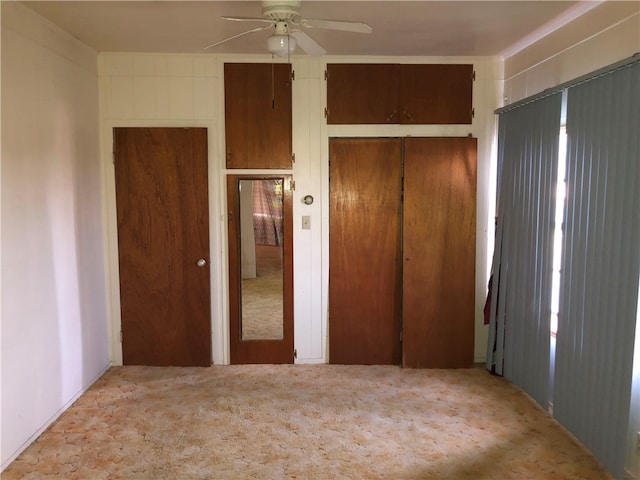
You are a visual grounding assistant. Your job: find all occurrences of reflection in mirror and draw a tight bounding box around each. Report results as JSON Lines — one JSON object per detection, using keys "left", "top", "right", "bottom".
{"left": 239, "top": 179, "right": 284, "bottom": 340}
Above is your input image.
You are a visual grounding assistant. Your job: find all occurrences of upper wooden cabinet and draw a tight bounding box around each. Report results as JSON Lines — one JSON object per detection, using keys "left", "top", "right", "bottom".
{"left": 399, "top": 64, "right": 474, "bottom": 124}
{"left": 326, "top": 64, "right": 400, "bottom": 125}
{"left": 224, "top": 63, "right": 293, "bottom": 169}
{"left": 326, "top": 63, "right": 474, "bottom": 125}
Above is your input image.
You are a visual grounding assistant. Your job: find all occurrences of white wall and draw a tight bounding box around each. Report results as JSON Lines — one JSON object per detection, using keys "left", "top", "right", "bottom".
{"left": 502, "top": 3, "right": 640, "bottom": 478}
{"left": 1, "top": 2, "right": 110, "bottom": 469}
{"left": 98, "top": 52, "right": 502, "bottom": 366}
{"left": 503, "top": 1, "right": 639, "bottom": 104}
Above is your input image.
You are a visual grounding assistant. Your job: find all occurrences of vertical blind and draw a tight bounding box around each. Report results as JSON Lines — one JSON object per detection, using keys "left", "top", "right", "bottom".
{"left": 486, "top": 93, "right": 561, "bottom": 408}
{"left": 553, "top": 61, "right": 640, "bottom": 479}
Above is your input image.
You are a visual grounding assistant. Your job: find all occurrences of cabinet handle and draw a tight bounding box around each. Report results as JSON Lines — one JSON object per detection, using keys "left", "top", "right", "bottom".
{"left": 403, "top": 111, "right": 413, "bottom": 120}
{"left": 386, "top": 110, "right": 397, "bottom": 121}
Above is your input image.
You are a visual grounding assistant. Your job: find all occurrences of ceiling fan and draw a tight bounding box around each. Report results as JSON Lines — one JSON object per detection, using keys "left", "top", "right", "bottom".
{"left": 204, "top": 0, "right": 372, "bottom": 57}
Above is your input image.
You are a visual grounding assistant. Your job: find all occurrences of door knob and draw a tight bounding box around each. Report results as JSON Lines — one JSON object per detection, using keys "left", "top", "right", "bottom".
{"left": 197, "top": 259, "right": 207, "bottom": 267}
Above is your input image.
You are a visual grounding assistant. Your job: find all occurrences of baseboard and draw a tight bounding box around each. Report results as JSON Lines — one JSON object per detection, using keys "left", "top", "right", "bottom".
{"left": 294, "top": 358, "right": 326, "bottom": 365}
{"left": 1, "top": 362, "right": 111, "bottom": 472}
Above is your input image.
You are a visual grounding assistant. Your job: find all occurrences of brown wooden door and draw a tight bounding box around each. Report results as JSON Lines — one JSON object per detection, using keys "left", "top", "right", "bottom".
{"left": 329, "top": 138, "right": 403, "bottom": 364}
{"left": 326, "top": 64, "right": 400, "bottom": 124}
{"left": 114, "top": 127, "right": 211, "bottom": 367}
{"left": 402, "top": 137, "right": 476, "bottom": 368}
{"left": 224, "top": 63, "right": 292, "bottom": 169}
{"left": 399, "top": 64, "right": 474, "bottom": 124}
{"left": 227, "top": 175, "right": 294, "bottom": 364}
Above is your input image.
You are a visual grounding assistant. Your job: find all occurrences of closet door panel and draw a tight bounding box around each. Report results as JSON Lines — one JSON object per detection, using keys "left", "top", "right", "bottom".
{"left": 403, "top": 137, "right": 477, "bottom": 368}
{"left": 329, "top": 138, "right": 403, "bottom": 364}
{"left": 224, "top": 63, "right": 292, "bottom": 169}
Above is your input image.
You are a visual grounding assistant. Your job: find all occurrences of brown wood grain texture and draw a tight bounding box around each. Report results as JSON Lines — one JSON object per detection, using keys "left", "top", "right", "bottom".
{"left": 114, "top": 128, "right": 212, "bottom": 367}
{"left": 227, "top": 175, "right": 294, "bottom": 364}
{"left": 326, "top": 63, "right": 473, "bottom": 125}
{"left": 326, "top": 64, "right": 400, "bottom": 124}
{"left": 399, "top": 64, "right": 474, "bottom": 124}
{"left": 224, "top": 63, "right": 292, "bottom": 169}
{"left": 329, "top": 138, "right": 403, "bottom": 365}
{"left": 402, "top": 137, "right": 477, "bottom": 368}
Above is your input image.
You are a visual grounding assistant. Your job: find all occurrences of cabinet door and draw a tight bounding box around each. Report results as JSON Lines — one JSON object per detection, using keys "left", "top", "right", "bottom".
{"left": 402, "top": 137, "right": 476, "bottom": 368}
{"left": 326, "top": 64, "right": 400, "bottom": 124}
{"left": 399, "top": 64, "right": 473, "bottom": 124}
{"left": 224, "top": 63, "right": 292, "bottom": 169}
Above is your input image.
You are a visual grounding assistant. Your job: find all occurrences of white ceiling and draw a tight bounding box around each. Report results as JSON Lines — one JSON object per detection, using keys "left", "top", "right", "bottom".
{"left": 23, "top": 0, "right": 603, "bottom": 58}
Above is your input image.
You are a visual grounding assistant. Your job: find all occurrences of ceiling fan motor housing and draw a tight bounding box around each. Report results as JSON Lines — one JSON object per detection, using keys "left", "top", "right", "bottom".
{"left": 262, "top": 1, "right": 301, "bottom": 22}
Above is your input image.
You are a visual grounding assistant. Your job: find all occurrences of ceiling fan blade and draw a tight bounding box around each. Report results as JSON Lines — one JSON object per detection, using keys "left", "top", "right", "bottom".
{"left": 300, "top": 18, "right": 372, "bottom": 34}
{"left": 204, "top": 25, "right": 272, "bottom": 50}
{"left": 222, "top": 16, "right": 274, "bottom": 24}
{"left": 290, "top": 30, "right": 326, "bottom": 57}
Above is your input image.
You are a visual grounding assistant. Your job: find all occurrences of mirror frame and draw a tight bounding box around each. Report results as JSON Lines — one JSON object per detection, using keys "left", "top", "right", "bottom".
{"left": 227, "top": 174, "right": 294, "bottom": 364}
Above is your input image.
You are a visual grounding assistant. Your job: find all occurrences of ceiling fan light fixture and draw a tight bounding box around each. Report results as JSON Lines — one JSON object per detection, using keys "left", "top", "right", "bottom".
{"left": 267, "top": 34, "right": 297, "bottom": 56}
{"left": 210, "top": 1, "right": 370, "bottom": 56}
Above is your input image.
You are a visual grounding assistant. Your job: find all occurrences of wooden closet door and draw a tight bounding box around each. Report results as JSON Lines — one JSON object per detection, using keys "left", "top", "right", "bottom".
{"left": 403, "top": 137, "right": 477, "bottom": 368}
{"left": 224, "top": 63, "right": 292, "bottom": 169}
{"left": 329, "top": 138, "right": 403, "bottom": 364}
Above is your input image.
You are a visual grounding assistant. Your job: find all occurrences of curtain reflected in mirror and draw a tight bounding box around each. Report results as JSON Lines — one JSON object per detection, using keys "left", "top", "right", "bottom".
{"left": 239, "top": 179, "right": 284, "bottom": 340}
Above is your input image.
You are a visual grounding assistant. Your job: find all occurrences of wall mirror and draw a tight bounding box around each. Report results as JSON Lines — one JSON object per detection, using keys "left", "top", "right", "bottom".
{"left": 227, "top": 175, "right": 294, "bottom": 364}
{"left": 239, "top": 178, "right": 284, "bottom": 340}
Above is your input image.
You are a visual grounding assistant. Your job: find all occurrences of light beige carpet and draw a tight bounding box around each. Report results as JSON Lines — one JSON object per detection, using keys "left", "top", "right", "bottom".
{"left": 3, "top": 365, "right": 612, "bottom": 480}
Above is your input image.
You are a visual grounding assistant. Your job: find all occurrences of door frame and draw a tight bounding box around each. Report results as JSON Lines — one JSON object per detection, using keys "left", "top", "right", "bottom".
{"left": 102, "top": 120, "right": 226, "bottom": 366}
